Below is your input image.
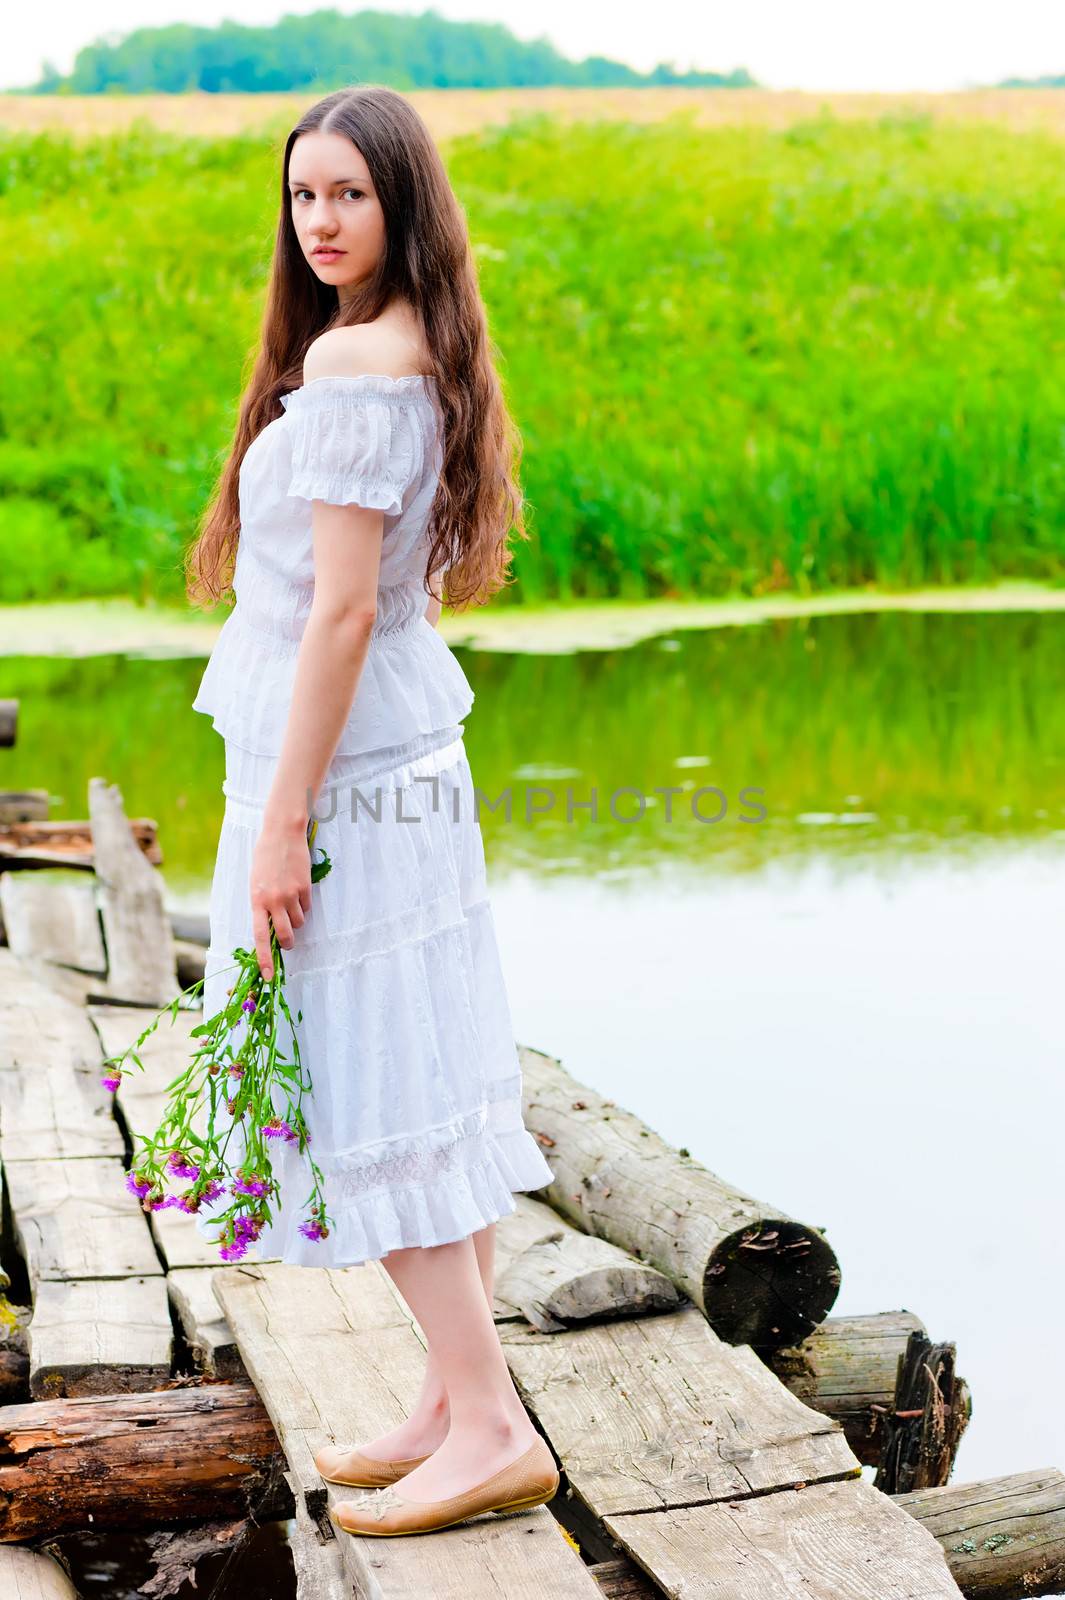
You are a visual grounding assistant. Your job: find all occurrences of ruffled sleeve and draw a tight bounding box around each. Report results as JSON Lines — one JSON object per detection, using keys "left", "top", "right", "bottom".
{"left": 280, "top": 376, "right": 428, "bottom": 516}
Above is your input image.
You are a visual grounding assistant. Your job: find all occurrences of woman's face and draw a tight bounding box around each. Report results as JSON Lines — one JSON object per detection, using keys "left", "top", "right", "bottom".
{"left": 288, "top": 130, "right": 385, "bottom": 302}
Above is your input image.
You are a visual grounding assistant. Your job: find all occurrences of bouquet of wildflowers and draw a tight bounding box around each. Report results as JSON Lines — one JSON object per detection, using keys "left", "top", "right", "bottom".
{"left": 101, "top": 818, "right": 334, "bottom": 1262}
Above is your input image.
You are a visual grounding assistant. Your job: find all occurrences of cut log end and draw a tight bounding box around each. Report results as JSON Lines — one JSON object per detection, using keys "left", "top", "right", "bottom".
{"left": 704, "top": 1219, "right": 842, "bottom": 1349}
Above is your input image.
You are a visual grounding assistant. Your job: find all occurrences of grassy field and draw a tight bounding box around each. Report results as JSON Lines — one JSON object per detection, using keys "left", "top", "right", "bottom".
{"left": 3, "top": 94, "right": 1065, "bottom": 606}
{"left": 7, "top": 86, "right": 1065, "bottom": 139}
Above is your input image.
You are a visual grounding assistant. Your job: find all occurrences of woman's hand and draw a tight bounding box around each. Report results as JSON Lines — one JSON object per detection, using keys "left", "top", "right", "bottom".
{"left": 250, "top": 817, "right": 312, "bottom": 982}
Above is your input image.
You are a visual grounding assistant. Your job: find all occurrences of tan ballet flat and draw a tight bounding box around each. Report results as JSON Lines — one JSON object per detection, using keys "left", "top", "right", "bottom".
{"left": 315, "top": 1442, "right": 431, "bottom": 1488}
{"left": 331, "top": 1436, "right": 560, "bottom": 1537}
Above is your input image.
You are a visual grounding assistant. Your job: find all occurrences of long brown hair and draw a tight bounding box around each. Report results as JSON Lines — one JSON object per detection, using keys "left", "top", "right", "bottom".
{"left": 185, "top": 85, "right": 526, "bottom": 613}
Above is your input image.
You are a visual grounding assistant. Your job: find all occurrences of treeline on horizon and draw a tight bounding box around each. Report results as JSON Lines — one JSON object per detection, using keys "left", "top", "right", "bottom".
{"left": 23, "top": 8, "right": 756, "bottom": 96}
{"left": 2, "top": 111, "right": 1064, "bottom": 607}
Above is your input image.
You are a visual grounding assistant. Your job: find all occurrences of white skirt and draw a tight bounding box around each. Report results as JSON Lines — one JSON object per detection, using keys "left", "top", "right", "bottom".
{"left": 195, "top": 723, "right": 555, "bottom": 1267}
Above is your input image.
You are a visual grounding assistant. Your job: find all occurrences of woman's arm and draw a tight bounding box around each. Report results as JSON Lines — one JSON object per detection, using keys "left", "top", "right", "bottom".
{"left": 250, "top": 496, "right": 383, "bottom": 980}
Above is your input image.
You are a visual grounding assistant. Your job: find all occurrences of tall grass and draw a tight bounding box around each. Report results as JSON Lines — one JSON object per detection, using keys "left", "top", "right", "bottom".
{"left": 2, "top": 110, "right": 1065, "bottom": 606}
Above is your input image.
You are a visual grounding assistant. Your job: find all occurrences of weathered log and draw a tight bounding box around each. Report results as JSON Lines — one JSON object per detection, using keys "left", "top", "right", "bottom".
{"left": 0, "top": 1382, "right": 291, "bottom": 1540}
{"left": 142, "top": 1519, "right": 252, "bottom": 1597}
{"left": 0, "top": 1545, "right": 79, "bottom": 1597}
{"left": 0, "top": 817, "right": 161, "bottom": 869}
{"left": 0, "top": 703, "right": 18, "bottom": 750}
{"left": 519, "top": 1045, "right": 841, "bottom": 1348}
{"left": 876, "top": 1331, "right": 971, "bottom": 1492}
{"left": 494, "top": 1198, "right": 684, "bottom": 1332}
{"left": 0, "top": 789, "right": 50, "bottom": 824}
{"left": 88, "top": 777, "right": 176, "bottom": 1004}
{"left": 765, "top": 1309, "right": 929, "bottom": 1466}
{"left": 895, "top": 1468, "right": 1065, "bottom": 1599}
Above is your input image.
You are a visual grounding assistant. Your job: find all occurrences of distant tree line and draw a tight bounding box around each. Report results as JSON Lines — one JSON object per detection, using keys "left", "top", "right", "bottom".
{"left": 995, "top": 73, "right": 1065, "bottom": 87}
{"left": 27, "top": 7, "right": 756, "bottom": 95}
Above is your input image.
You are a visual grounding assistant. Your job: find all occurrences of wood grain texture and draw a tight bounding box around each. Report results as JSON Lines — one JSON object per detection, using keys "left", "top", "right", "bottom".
{"left": 0, "top": 1381, "right": 289, "bottom": 1540}
{"left": 519, "top": 1045, "right": 841, "bottom": 1347}
{"left": 607, "top": 1476, "right": 963, "bottom": 1598}
{"left": 214, "top": 1263, "right": 603, "bottom": 1600}
{"left": 500, "top": 1305, "right": 858, "bottom": 1517}
{"left": 495, "top": 1214, "right": 683, "bottom": 1333}
{"left": 765, "top": 1310, "right": 928, "bottom": 1466}
{"left": 895, "top": 1468, "right": 1065, "bottom": 1599}
{"left": 29, "top": 1276, "right": 173, "bottom": 1398}
{"left": 283, "top": 1469, "right": 353, "bottom": 1600}
{"left": 4, "top": 1156, "right": 161, "bottom": 1285}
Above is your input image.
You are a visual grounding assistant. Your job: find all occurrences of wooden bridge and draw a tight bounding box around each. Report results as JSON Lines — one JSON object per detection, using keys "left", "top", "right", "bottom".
{"left": 0, "top": 755, "right": 1062, "bottom": 1597}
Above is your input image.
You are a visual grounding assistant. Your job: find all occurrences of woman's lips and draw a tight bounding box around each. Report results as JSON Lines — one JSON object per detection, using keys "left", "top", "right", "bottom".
{"left": 313, "top": 248, "right": 345, "bottom": 260}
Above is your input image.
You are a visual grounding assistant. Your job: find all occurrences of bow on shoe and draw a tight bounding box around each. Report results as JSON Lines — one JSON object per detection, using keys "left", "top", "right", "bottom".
{"left": 334, "top": 1483, "right": 407, "bottom": 1526}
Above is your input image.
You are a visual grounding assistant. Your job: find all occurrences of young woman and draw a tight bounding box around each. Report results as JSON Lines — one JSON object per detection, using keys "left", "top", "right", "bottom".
{"left": 186, "top": 85, "right": 559, "bottom": 1537}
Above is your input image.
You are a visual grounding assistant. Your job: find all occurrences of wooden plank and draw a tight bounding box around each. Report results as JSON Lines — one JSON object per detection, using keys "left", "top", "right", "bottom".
{"left": 0, "top": 950, "right": 123, "bottom": 1162}
{"left": 0, "top": 1546, "right": 79, "bottom": 1598}
{"left": 607, "top": 1475, "right": 962, "bottom": 1598}
{"left": 89, "top": 777, "right": 177, "bottom": 1004}
{"left": 0, "top": 1049, "right": 123, "bottom": 1165}
{"left": 214, "top": 1263, "right": 603, "bottom": 1600}
{"left": 0, "top": 871, "right": 105, "bottom": 972}
{"left": 501, "top": 1306, "right": 857, "bottom": 1515}
{"left": 4, "top": 1156, "right": 161, "bottom": 1285}
{"left": 500, "top": 1306, "right": 962, "bottom": 1597}
{"left": 29, "top": 1276, "right": 173, "bottom": 1398}
{"left": 167, "top": 1268, "right": 244, "bottom": 1379}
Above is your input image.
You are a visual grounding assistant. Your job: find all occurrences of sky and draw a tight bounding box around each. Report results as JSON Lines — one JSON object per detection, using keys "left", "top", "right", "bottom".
{"left": 4, "top": 0, "right": 1065, "bottom": 94}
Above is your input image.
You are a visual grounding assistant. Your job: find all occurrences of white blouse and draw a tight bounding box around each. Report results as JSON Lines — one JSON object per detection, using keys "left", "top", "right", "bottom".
{"left": 191, "top": 374, "right": 475, "bottom": 760}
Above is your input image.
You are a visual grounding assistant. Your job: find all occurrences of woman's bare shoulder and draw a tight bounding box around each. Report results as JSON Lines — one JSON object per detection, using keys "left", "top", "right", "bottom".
{"left": 304, "top": 313, "right": 430, "bottom": 382}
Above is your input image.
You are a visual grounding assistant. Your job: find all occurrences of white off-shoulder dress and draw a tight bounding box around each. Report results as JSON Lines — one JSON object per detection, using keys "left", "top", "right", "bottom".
{"left": 190, "top": 373, "right": 554, "bottom": 1266}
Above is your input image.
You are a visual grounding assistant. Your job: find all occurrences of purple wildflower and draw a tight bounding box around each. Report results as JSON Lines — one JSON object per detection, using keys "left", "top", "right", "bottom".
{"left": 198, "top": 1179, "right": 225, "bottom": 1203}
{"left": 228, "top": 1063, "right": 244, "bottom": 1079}
{"left": 101, "top": 1072, "right": 122, "bottom": 1093}
{"left": 148, "top": 1193, "right": 178, "bottom": 1211}
{"left": 262, "top": 1118, "right": 296, "bottom": 1142}
{"left": 175, "top": 1192, "right": 200, "bottom": 1214}
{"left": 298, "top": 1218, "right": 329, "bottom": 1242}
{"left": 231, "top": 1174, "right": 271, "bottom": 1198}
{"left": 219, "top": 1238, "right": 249, "bottom": 1262}
{"left": 167, "top": 1151, "right": 200, "bottom": 1181}
{"left": 125, "top": 1171, "right": 152, "bottom": 1198}
{"left": 241, "top": 996, "right": 256, "bottom": 1015}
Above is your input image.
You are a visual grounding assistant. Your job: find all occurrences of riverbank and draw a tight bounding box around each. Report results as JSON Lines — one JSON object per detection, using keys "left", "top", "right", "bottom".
{"left": 0, "top": 582, "right": 1062, "bottom": 659}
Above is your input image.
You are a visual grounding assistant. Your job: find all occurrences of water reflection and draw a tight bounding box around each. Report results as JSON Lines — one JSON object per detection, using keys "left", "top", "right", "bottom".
{"left": 1, "top": 611, "right": 1062, "bottom": 892}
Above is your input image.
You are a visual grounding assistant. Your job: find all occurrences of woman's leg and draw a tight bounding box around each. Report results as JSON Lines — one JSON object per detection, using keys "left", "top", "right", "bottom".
{"left": 347, "top": 1221, "right": 507, "bottom": 1463}
{"left": 374, "top": 1225, "right": 539, "bottom": 1499}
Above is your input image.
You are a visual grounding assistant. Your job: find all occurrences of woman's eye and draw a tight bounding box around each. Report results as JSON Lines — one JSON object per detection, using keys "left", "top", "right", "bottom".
{"left": 342, "top": 188, "right": 364, "bottom": 200}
